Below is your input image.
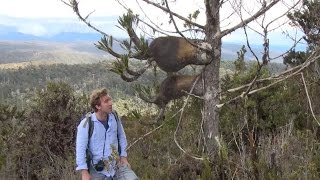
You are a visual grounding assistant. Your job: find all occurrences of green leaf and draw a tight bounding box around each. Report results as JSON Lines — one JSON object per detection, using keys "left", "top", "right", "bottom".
{"left": 192, "top": 10, "right": 200, "bottom": 19}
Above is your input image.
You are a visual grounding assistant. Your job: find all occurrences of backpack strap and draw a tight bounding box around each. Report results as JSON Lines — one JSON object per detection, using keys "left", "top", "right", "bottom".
{"left": 83, "top": 112, "right": 94, "bottom": 145}
{"left": 112, "top": 111, "right": 122, "bottom": 155}
{"left": 82, "top": 112, "right": 94, "bottom": 171}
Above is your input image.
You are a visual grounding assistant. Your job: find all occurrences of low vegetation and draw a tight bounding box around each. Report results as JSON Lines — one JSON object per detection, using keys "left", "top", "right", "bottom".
{"left": 0, "top": 59, "right": 319, "bottom": 179}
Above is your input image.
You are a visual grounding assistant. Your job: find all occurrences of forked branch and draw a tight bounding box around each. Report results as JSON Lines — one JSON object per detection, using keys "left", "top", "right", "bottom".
{"left": 140, "top": 0, "right": 205, "bottom": 29}
{"left": 218, "top": 0, "right": 281, "bottom": 39}
{"left": 218, "top": 50, "right": 320, "bottom": 108}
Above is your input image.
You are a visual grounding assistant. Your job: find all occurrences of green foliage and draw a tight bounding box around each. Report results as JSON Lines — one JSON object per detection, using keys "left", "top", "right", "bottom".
{"left": 124, "top": 97, "right": 209, "bottom": 179}
{"left": 0, "top": 58, "right": 319, "bottom": 179}
{"left": 117, "top": 10, "right": 149, "bottom": 53}
{"left": 111, "top": 56, "right": 128, "bottom": 75}
{"left": 0, "top": 82, "right": 90, "bottom": 179}
{"left": 118, "top": 10, "right": 137, "bottom": 31}
{"left": 287, "top": 0, "right": 320, "bottom": 49}
{"left": 184, "top": 10, "right": 200, "bottom": 29}
{"left": 29, "top": 81, "right": 89, "bottom": 153}
{"left": 285, "top": 0, "right": 319, "bottom": 66}
{"left": 218, "top": 51, "right": 320, "bottom": 179}
{"left": 0, "top": 103, "right": 25, "bottom": 171}
{"left": 0, "top": 62, "right": 151, "bottom": 104}
{"left": 283, "top": 50, "right": 308, "bottom": 66}
{"left": 234, "top": 45, "right": 247, "bottom": 73}
{"left": 201, "top": 159, "right": 213, "bottom": 180}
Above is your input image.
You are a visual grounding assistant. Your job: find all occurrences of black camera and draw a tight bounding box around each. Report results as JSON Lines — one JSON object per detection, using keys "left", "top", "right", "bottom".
{"left": 94, "top": 159, "right": 105, "bottom": 171}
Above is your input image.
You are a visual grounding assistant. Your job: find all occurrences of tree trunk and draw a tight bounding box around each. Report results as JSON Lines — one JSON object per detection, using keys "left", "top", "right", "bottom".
{"left": 203, "top": 0, "right": 221, "bottom": 162}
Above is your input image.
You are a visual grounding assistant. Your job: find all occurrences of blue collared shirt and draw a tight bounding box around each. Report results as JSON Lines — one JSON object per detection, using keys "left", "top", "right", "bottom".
{"left": 76, "top": 112, "right": 128, "bottom": 177}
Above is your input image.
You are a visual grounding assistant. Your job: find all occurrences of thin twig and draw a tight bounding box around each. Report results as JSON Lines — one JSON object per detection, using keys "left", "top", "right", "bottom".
{"left": 247, "top": 52, "right": 320, "bottom": 95}
{"left": 197, "top": 109, "right": 205, "bottom": 153}
{"left": 300, "top": 72, "right": 320, "bottom": 126}
{"left": 140, "top": 0, "right": 205, "bottom": 29}
{"left": 226, "top": 51, "right": 320, "bottom": 94}
{"left": 269, "top": 37, "right": 304, "bottom": 61}
{"left": 164, "top": 0, "right": 211, "bottom": 53}
{"left": 173, "top": 76, "right": 205, "bottom": 161}
{"left": 62, "top": 0, "right": 121, "bottom": 43}
{"left": 218, "top": 0, "right": 280, "bottom": 39}
{"left": 127, "top": 104, "right": 188, "bottom": 150}
{"left": 218, "top": 51, "right": 320, "bottom": 107}
{"left": 127, "top": 121, "right": 165, "bottom": 150}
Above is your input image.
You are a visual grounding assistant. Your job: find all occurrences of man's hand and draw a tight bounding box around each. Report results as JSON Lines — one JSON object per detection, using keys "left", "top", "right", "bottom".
{"left": 119, "top": 156, "right": 130, "bottom": 168}
{"left": 81, "top": 169, "right": 90, "bottom": 180}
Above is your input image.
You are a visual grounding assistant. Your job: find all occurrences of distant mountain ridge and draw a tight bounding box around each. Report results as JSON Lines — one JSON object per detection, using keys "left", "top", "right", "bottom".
{"left": 0, "top": 29, "right": 101, "bottom": 42}
{"left": 0, "top": 30, "right": 289, "bottom": 66}
{"left": 0, "top": 41, "right": 110, "bottom": 66}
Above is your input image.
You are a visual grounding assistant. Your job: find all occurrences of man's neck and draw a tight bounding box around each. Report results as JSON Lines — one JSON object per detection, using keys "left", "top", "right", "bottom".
{"left": 95, "top": 111, "right": 108, "bottom": 121}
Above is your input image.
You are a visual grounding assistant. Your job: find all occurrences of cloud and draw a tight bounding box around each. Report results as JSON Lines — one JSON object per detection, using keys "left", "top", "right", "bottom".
{"left": 0, "top": 0, "right": 138, "bottom": 19}
{"left": 16, "top": 24, "right": 48, "bottom": 36}
{"left": 0, "top": 15, "right": 127, "bottom": 37}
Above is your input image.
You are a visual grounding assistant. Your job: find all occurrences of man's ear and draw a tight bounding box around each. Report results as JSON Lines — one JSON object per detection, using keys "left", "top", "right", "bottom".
{"left": 95, "top": 104, "right": 101, "bottom": 110}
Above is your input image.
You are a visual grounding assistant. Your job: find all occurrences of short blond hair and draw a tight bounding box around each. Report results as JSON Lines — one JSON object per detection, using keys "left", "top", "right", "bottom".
{"left": 89, "top": 88, "right": 109, "bottom": 112}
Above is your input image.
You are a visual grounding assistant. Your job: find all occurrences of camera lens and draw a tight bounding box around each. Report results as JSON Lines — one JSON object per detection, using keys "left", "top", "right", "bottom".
{"left": 94, "top": 160, "right": 105, "bottom": 171}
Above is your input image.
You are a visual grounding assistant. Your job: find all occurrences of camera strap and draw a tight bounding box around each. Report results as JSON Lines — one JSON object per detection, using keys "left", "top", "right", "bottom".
{"left": 113, "top": 111, "right": 121, "bottom": 155}
{"left": 102, "top": 128, "right": 107, "bottom": 157}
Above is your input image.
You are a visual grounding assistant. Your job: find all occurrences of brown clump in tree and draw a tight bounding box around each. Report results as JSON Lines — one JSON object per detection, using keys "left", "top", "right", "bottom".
{"left": 147, "top": 36, "right": 211, "bottom": 73}
{"left": 141, "top": 74, "right": 204, "bottom": 108}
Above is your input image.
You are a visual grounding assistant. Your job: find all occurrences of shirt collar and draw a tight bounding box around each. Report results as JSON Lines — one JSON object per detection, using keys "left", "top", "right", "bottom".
{"left": 91, "top": 112, "right": 113, "bottom": 122}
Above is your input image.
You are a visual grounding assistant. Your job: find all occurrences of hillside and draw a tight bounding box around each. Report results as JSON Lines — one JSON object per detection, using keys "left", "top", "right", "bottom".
{"left": 0, "top": 58, "right": 318, "bottom": 180}
{"left": 0, "top": 39, "right": 287, "bottom": 68}
{"left": 0, "top": 41, "right": 113, "bottom": 67}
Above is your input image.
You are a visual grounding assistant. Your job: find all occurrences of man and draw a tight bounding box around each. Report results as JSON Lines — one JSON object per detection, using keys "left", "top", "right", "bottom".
{"left": 76, "top": 88, "right": 129, "bottom": 180}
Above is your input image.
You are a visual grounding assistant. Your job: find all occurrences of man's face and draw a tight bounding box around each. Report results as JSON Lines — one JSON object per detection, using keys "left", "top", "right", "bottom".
{"left": 96, "top": 95, "right": 113, "bottom": 114}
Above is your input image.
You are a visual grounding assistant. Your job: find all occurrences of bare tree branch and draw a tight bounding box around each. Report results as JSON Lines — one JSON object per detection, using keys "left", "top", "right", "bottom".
{"left": 134, "top": 0, "right": 175, "bottom": 35}
{"left": 243, "top": 24, "right": 260, "bottom": 63}
{"left": 64, "top": 0, "right": 149, "bottom": 61}
{"left": 127, "top": 119, "right": 166, "bottom": 150}
{"left": 270, "top": 37, "right": 304, "bottom": 61}
{"left": 218, "top": 50, "right": 320, "bottom": 107}
{"left": 218, "top": 0, "right": 280, "bottom": 39}
{"left": 226, "top": 63, "right": 302, "bottom": 93}
{"left": 266, "top": 0, "right": 301, "bottom": 31}
{"left": 136, "top": 107, "right": 165, "bottom": 126}
{"left": 247, "top": 52, "right": 320, "bottom": 95}
{"left": 164, "top": 0, "right": 212, "bottom": 53}
{"left": 116, "top": 0, "right": 195, "bottom": 37}
{"left": 173, "top": 76, "right": 205, "bottom": 161}
{"left": 127, "top": 104, "right": 190, "bottom": 150}
{"left": 140, "top": 0, "right": 205, "bottom": 29}
{"left": 300, "top": 72, "right": 320, "bottom": 126}
{"left": 164, "top": 0, "right": 200, "bottom": 46}
{"left": 63, "top": 0, "right": 121, "bottom": 42}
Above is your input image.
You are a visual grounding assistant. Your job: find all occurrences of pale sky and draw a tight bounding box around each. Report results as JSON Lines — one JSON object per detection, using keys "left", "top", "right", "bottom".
{"left": 0, "top": 0, "right": 306, "bottom": 48}
{"left": 0, "top": 0, "right": 205, "bottom": 36}
{"left": 0, "top": 0, "right": 122, "bottom": 18}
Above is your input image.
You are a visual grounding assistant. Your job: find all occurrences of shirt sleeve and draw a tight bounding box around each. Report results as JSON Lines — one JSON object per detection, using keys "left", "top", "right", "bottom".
{"left": 76, "top": 118, "right": 89, "bottom": 170}
{"left": 117, "top": 115, "right": 128, "bottom": 157}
